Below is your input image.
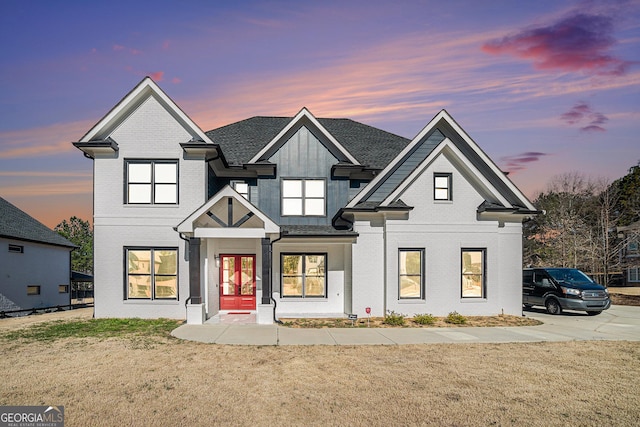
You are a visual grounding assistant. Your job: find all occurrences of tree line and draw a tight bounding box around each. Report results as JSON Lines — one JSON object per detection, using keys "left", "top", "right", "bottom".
{"left": 524, "top": 162, "right": 640, "bottom": 284}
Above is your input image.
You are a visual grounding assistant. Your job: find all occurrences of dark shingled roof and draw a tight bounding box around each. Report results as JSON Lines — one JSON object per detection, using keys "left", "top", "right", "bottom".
{"left": 0, "top": 197, "right": 75, "bottom": 248}
{"left": 280, "top": 225, "right": 358, "bottom": 237}
{"left": 205, "top": 116, "right": 410, "bottom": 169}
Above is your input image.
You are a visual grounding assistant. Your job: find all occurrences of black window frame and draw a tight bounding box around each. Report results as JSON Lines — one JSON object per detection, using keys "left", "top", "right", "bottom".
{"left": 461, "top": 248, "right": 487, "bottom": 299}
{"left": 124, "top": 247, "right": 179, "bottom": 300}
{"left": 124, "top": 159, "right": 179, "bottom": 205}
{"left": 434, "top": 172, "right": 453, "bottom": 201}
{"left": 27, "top": 285, "right": 40, "bottom": 296}
{"left": 8, "top": 244, "right": 24, "bottom": 253}
{"left": 281, "top": 178, "right": 326, "bottom": 217}
{"left": 281, "top": 252, "right": 327, "bottom": 298}
{"left": 398, "top": 248, "right": 425, "bottom": 300}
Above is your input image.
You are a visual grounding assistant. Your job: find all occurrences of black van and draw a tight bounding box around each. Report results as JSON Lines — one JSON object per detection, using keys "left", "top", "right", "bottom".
{"left": 523, "top": 268, "right": 611, "bottom": 315}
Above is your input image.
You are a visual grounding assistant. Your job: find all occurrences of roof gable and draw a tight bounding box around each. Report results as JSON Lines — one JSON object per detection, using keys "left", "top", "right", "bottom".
{"left": 249, "top": 108, "right": 360, "bottom": 165}
{"left": 0, "top": 197, "right": 75, "bottom": 248}
{"left": 348, "top": 110, "right": 536, "bottom": 211}
{"left": 205, "top": 115, "right": 409, "bottom": 168}
{"left": 177, "top": 186, "right": 279, "bottom": 235}
{"left": 78, "top": 77, "right": 212, "bottom": 144}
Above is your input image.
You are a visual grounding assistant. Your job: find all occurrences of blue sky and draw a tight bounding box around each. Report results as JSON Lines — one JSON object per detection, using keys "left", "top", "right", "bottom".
{"left": 1, "top": 0, "right": 639, "bottom": 227}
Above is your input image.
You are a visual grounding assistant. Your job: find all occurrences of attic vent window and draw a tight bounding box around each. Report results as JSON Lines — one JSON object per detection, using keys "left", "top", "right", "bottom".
{"left": 8, "top": 244, "right": 24, "bottom": 253}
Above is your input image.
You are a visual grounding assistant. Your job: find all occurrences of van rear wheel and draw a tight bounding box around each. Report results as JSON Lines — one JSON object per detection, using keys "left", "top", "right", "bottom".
{"left": 545, "top": 298, "right": 562, "bottom": 315}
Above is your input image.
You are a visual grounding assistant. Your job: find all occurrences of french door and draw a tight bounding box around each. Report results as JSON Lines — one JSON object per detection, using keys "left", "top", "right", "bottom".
{"left": 219, "top": 255, "right": 256, "bottom": 310}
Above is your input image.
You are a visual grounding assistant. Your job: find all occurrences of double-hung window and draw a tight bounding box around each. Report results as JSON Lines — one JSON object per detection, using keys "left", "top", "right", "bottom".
{"left": 399, "top": 249, "right": 424, "bottom": 299}
{"left": 126, "top": 160, "right": 178, "bottom": 204}
{"left": 281, "top": 253, "right": 326, "bottom": 298}
{"left": 126, "top": 248, "right": 178, "bottom": 300}
{"left": 282, "top": 179, "right": 325, "bottom": 216}
{"left": 461, "top": 248, "right": 486, "bottom": 298}
{"left": 434, "top": 173, "right": 452, "bottom": 201}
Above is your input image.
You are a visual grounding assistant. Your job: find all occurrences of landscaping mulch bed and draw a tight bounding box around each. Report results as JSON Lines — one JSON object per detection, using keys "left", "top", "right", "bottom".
{"left": 281, "top": 314, "right": 541, "bottom": 328}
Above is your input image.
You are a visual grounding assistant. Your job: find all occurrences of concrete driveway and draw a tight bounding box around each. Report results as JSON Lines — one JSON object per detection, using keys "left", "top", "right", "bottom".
{"left": 171, "top": 305, "right": 640, "bottom": 345}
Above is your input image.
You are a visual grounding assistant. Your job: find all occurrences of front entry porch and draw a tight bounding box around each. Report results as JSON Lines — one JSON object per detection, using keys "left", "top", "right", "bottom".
{"left": 176, "top": 186, "right": 280, "bottom": 325}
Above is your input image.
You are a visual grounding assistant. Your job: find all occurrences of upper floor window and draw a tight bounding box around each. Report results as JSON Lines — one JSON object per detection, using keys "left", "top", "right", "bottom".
{"left": 232, "top": 181, "right": 250, "bottom": 200}
{"left": 434, "top": 173, "right": 452, "bottom": 201}
{"left": 126, "top": 160, "right": 178, "bottom": 204}
{"left": 282, "top": 179, "right": 325, "bottom": 216}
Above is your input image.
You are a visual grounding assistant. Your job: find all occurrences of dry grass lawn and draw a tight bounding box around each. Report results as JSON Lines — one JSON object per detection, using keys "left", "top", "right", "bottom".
{"left": 1, "top": 321, "right": 639, "bottom": 426}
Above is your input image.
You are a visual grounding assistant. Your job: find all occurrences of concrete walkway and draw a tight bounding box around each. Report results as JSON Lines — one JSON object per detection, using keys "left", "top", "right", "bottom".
{"left": 171, "top": 305, "right": 640, "bottom": 345}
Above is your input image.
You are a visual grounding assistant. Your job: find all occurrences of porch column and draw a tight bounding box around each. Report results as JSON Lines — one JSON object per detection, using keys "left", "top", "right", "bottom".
{"left": 261, "top": 237, "right": 271, "bottom": 304}
{"left": 188, "top": 237, "right": 202, "bottom": 304}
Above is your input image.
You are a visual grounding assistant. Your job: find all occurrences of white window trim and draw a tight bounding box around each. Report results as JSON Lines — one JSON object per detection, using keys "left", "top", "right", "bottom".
{"left": 125, "top": 160, "right": 178, "bottom": 205}
{"left": 281, "top": 179, "right": 326, "bottom": 217}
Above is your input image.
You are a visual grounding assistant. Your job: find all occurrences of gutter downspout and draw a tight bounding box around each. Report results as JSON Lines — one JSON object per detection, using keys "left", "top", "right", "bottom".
{"left": 269, "top": 233, "right": 284, "bottom": 324}
{"left": 174, "top": 228, "right": 192, "bottom": 306}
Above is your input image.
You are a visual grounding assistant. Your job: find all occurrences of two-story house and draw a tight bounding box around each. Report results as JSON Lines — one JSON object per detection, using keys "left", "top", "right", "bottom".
{"left": 73, "top": 77, "right": 538, "bottom": 324}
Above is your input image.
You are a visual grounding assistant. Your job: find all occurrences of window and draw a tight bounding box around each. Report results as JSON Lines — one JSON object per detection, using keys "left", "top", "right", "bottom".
{"left": 629, "top": 268, "right": 640, "bottom": 283}
{"left": 232, "top": 181, "right": 249, "bottom": 199}
{"left": 434, "top": 173, "right": 452, "bottom": 201}
{"left": 126, "top": 160, "right": 178, "bottom": 204}
{"left": 27, "top": 285, "right": 40, "bottom": 296}
{"left": 8, "top": 244, "right": 24, "bottom": 253}
{"left": 461, "top": 249, "right": 486, "bottom": 298}
{"left": 399, "top": 249, "right": 424, "bottom": 299}
{"left": 281, "top": 253, "right": 326, "bottom": 297}
{"left": 282, "top": 179, "right": 325, "bottom": 216}
{"left": 126, "top": 248, "right": 178, "bottom": 300}
{"left": 59, "top": 285, "right": 69, "bottom": 293}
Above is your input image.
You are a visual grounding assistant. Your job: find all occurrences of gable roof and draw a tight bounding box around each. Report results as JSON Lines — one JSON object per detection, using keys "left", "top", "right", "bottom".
{"left": 205, "top": 114, "right": 409, "bottom": 169}
{"left": 176, "top": 185, "right": 279, "bottom": 235}
{"left": 348, "top": 110, "right": 537, "bottom": 212}
{"left": 75, "top": 76, "right": 214, "bottom": 148}
{"left": 0, "top": 197, "right": 75, "bottom": 248}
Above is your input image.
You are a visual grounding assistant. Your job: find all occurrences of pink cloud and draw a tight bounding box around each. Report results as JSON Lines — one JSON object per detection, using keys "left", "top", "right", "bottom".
{"left": 560, "top": 102, "right": 609, "bottom": 132}
{"left": 149, "top": 71, "right": 164, "bottom": 81}
{"left": 482, "top": 13, "right": 632, "bottom": 76}
{"left": 500, "top": 152, "right": 549, "bottom": 174}
{"left": 162, "top": 40, "right": 170, "bottom": 50}
{"left": 171, "top": 77, "right": 182, "bottom": 84}
{"left": 113, "top": 44, "right": 125, "bottom": 51}
{"left": 0, "top": 120, "right": 93, "bottom": 159}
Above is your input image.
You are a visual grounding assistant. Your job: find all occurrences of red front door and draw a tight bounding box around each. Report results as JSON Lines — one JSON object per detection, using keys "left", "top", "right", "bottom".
{"left": 219, "top": 255, "right": 256, "bottom": 310}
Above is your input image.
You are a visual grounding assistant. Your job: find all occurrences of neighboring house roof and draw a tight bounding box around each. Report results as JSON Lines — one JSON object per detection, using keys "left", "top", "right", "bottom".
{"left": 205, "top": 115, "right": 410, "bottom": 169}
{"left": 0, "top": 197, "right": 75, "bottom": 248}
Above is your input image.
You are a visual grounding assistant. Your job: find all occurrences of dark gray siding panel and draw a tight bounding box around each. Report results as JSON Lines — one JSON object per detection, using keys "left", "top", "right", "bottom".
{"left": 366, "top": 129, "right": 445, "bottom": 202}
{"left": 256, "top": 126, "right": 349, "bottom": 225}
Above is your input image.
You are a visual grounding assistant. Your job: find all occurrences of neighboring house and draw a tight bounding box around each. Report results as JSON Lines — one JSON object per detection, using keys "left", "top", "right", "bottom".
{"left": 0, "top": 197, "right": 75, "bottom": 313}
{"left": 73, "top": 77, "right": 538, "bottom": 324}
{"left": 616, "top": 221, "right": 640, "bottom": 286}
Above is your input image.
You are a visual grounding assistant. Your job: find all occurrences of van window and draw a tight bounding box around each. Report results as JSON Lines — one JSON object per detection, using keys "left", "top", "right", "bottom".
{"left": 523, "top": 271, "right": 533, "bottom": 285}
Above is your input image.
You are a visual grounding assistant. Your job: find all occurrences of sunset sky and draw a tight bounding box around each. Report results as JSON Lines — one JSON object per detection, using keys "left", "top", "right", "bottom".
{"left": 1, "top": 0, "right": 639, "bottom": 228}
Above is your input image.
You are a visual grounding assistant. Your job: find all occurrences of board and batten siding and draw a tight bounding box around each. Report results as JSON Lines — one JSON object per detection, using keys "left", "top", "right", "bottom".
{"left": 256, "top": 125, "right": 351, "bottom": 225}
